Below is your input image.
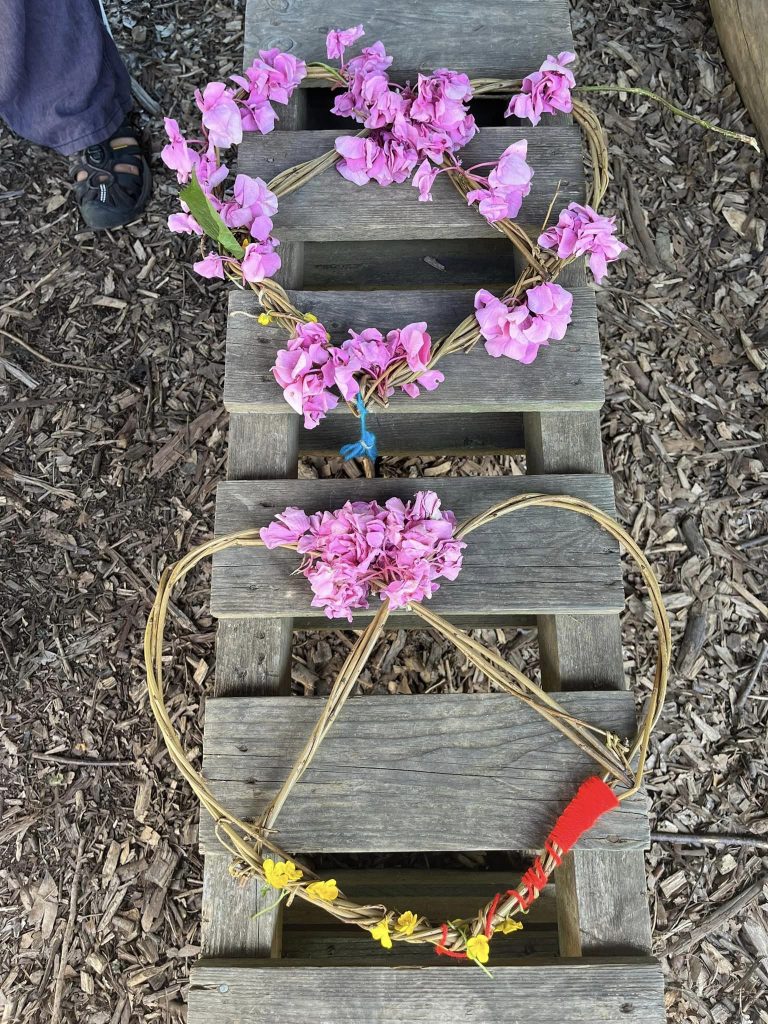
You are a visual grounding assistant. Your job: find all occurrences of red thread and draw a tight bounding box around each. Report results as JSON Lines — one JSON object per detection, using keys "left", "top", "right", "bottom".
{"left": 544, "top": 838, "right": 563, "bottom": 866}
{"left": 521, "top": 856, "right": 548, "bottom": 897}
{"left": 547, "top": 776, "right": 620, "bottom": 857}
{"left": 507, "top": 886, "right": 536, "bottom": 911}
{"left": 484, "top": 893, "right": 501, "bottom": 938}
{"left": 435, "top": 922, "right": 468, "bottom": 960}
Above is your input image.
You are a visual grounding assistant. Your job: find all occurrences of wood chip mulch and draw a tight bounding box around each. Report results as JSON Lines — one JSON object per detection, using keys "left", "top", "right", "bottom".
{"left": 0, "top": 1, "right": 766, "bottom": 1021}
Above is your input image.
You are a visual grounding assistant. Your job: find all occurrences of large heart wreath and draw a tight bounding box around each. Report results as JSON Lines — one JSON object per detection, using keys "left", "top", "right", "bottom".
{"left": 145, "top": 492, "right": 671, "bottom": 968}
{"left": 163, "top": 25, "right": 756, "bottom": 470}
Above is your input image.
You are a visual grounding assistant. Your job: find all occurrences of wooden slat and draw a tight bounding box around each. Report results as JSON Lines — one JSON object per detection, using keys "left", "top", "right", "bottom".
{"left": 199, "top": 86, "right": 308, "bottom": 960}
{"left": 225, "top": 287, "right": 603, "bottom": 414}
{"left": 240, "top": 127, "right": 584, "bottom": 241}
{"left": 303, "top": 238, "right": 518, "bottom": 289}
{"left": 210, "top": 475, "right": 623, "bottom": 621}
{"left": 245, "top": 0, "right": 574, "bottom": 82}
{"left": 189, "top": 959, "right": 666, "bottom": 1023}
{"left": 307, "top": 411, "right": 524, "bottom": 455}
{"left": 199, "top": 691, "right": 648, "bottom": 853}
{"left": 523, "top": 272, "right": 654, "bottom": 955}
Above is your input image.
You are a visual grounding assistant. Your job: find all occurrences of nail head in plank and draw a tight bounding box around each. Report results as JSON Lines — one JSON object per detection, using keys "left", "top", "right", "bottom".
{"left": 189, "top": 959, "right": 666, "bottom": 1023}
{"left": 199, "top": 691, "right": 648, "bottom": 853}
{"left": 239, "top": 127, "right": 584, "bottom": 241}
{"left": 211, "top": 475, "right": 623, "bottom": 620}
{"left": 225, "top": 287, "right": 603, "bottom": 414}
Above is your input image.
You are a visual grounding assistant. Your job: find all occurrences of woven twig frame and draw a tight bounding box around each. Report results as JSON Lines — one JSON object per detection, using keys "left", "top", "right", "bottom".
{"left": 144, "top": 493, "right": 670, "bottom": 957}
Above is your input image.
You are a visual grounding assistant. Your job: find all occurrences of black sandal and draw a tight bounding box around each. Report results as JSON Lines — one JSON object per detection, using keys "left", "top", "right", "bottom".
{"left": 70, "top": 119, "right": 152, "bottom": 230}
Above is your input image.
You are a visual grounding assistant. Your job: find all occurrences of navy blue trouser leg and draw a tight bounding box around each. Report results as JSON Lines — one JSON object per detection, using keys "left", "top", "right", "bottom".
{"left": 0, "top": 0, "right": 132, "bottom": 156}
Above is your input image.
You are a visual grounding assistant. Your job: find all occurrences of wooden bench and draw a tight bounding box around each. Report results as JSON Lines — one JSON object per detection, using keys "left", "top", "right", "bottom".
{"left": 191, "top": 2, "right": 663, "bottom": 1020}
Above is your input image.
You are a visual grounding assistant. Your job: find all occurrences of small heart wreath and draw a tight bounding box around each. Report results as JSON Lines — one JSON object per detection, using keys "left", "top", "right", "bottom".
{"left": 163, "top": 26, "right": 757, "bottom": 471}
{"left": 144, "top": 492, "right": 671, "bottom": 968}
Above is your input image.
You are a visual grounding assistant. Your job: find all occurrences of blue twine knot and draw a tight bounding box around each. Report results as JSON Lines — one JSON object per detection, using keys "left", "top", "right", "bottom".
{"left": 339, "top": 393, "right": 378, "bottom": 463}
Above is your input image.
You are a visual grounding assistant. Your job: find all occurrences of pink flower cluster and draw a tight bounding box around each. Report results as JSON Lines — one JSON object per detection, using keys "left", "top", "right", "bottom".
{"left": 166, "top": 166, "right": 282, "bottom": 283}
{"left": 162, "top": 48, "right": 304, "bottom": 282}
{"left": 474, "top": 282, "right": 573, "bottom": 363}
{"left": 505, "top": 52, "right": 576, "bottom": 126}
{"left": 538, "top": 203, "right": 627, "bottom": 282}
{"left": 326, "top": 26, "right": 476, "bottom": 187}
{"left": 464, "top": 139, "right": 534, "bottom": 222}
{"left": 271, "top": 319, "right": 445, "bottom": 428}
{"left": 260, "top": 491, "right": 465, "bottom": 619}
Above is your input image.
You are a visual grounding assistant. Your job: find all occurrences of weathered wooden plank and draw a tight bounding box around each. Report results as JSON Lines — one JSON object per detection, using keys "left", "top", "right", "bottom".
{"left": 210, "top": 475, "right": 623, "bottom": 620}
{"left": 224, "top": 287, "right": 603, "bottom": 414}
{"left": 200, "top": 91, "right": 307, "bottom": 962}
{"left": 199, "top": 691, "right": 648, "bottom": 853}
{"left": 245, "top": 0, "right": 574, "bottom": 82}
{"left": 189, "top": 959, "right": 666, "bottom": 1023}
{"left": 711, "top": 0, "right": 768, "bottom": 153}
{"left": 307, "top": 411, "right": 525, "bottom": 455}
{"left": 524, "top": 257, "right": 654, "bottom": 957}
{"left": 240, "top": 128, "right": 584, "bottom": 241}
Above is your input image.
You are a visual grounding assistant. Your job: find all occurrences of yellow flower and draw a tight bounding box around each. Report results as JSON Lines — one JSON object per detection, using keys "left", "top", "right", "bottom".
{"left": 394, "top": 911, "right": 418, "bottom": 936}
{"left": 304, "top": 312, "right": 318, "bottom": 323}
{"left": 263, "top": 859, "right": 303, "bottom": 890}
{"left": 370, "top": 919, "right": 393, "bottom": 949}
{"left": 257, "top": 312, "right": 272, "bottom": 325}
{"left": 466, "top": 934, "right": 490, "bottom": 964}
{"left": 496, "top": 918, "right": 524, "bottom": 935}
{"left": 305, "top": 878, "right": 339, "bottom": 902}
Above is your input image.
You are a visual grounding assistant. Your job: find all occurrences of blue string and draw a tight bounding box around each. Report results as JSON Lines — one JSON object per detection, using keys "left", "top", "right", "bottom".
{"left": 339, "top": 393, "right": 378, "bottom": 463}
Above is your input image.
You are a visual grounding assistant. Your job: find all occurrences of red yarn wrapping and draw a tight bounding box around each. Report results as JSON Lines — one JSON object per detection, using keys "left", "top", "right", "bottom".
{"left": 521, "top": 856, "right": 548, "bottom": 896}
{"left": 435, "top": 922, "right": 468, "bottom": 959}
{"left": 484, "top": 893, "right": 501, "bottom": 938}
{"left": 547, "top": 776, "right": 620, "bottom": 857}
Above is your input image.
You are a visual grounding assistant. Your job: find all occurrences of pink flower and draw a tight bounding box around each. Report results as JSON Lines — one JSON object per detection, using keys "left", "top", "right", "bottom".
{"left": 260, "top": 507, "right": 311, "bottom": 548}
{"left": 237, "top": 94, "right": 277, "bottom": 134}
{"left": 258, "top": 491, "right": 466, "bottom": 620}
{"left": 218, "top": 174, "right": 278, "bottom": 240}
{"left": 195, "top": 81, "right": 243, "bottom": 148}
{"left": 161, "top": 118, "right": 199, "bottom": 183}
{"left": 413, "top": 159, "right": 439, "bottom": 201}
{"left": 525, "top": 282, "right": 574, "bottom": 340}
{"left": 241, "top": 239, "right": 281, "bottom": 282}
{"left": 245, "top": 48, "right": 307, "bottom": 105}
{"left": 326, "top": 24, "right": 365, "bottom": 62}
{"left": 195, "top": 146, "right": 229, "bottom": 193}
{"left": 271, "top": 321, "right": 339, "bottom": 429}
{"left": 335, "top": 131, "right": 418, "bottom": 187}
{"left": 505, "top": 52, "right": 576, "bottom": 126}
{"left": 168, "top": 207, "right": 203, "bottom": 235}
{"left": 474, "top": 283, "right": 573, "bottom": 362}
{"left": 538, "top": 202, "right": 627, "bottom": 282}
{"left": 193, "top": 252, "right": 226, "bottom": 279}
{"left": 466, "top": 139, "right": 534, "bottom": 223}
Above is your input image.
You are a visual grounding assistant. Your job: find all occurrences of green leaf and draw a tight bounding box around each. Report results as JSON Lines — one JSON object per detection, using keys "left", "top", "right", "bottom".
{"left": 179, "top": 172, "right": 244, "bottom": 258}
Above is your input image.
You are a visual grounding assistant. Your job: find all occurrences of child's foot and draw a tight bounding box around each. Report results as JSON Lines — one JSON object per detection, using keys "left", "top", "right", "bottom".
{"left": 70, "top": 119, "right": 151, "bottom": 230}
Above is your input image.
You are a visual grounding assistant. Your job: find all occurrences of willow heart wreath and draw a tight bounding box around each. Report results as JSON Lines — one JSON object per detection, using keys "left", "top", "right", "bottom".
{"left": 144, "top": 491, "right": 671, "bottom": 969}
{"left": 162, "top": 25, "right": 757, "bottom": 472}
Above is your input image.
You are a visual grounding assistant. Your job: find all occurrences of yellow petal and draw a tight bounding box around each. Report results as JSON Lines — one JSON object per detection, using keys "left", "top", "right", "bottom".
{"left": 394, "top": 911, "right": 418, "bottom": 936}
{"left": 497, "top": 918, "right": 524, "bottom": 935}
{"left": 258, "top": 312, "right": 272, "bottom": 325}
{"left": 306, "top": 879, "right": 339, "bottom": 901}
{"left": 466, "top": 934, "right": 490, "bottom": 964}
{"left": 304, "top": 313, "right": 318, "bottom": 322}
